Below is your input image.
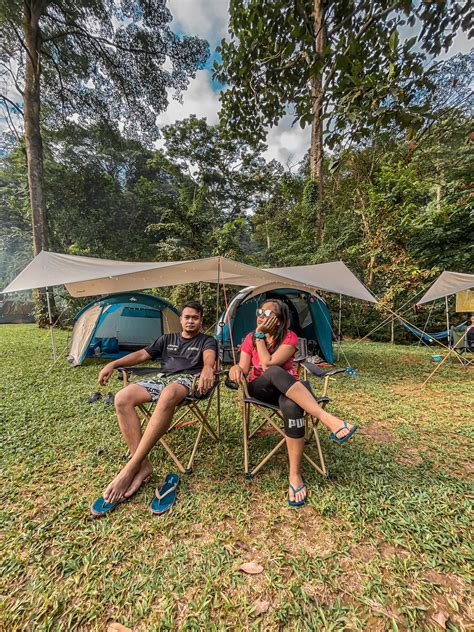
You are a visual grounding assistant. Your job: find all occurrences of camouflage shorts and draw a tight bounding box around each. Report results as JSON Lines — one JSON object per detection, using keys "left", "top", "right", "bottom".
{"left": 134, "top": 373, "right": 194, "bottom": 402}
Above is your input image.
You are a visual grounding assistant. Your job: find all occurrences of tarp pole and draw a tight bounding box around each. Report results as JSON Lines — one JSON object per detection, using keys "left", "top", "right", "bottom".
{"left": 337, "top": 294, "right": 342, "bottom": 361}
{"left": 46, "top": 287, "right": 57, "bottom": 361}
{"left": 445, "top": 296, "right": 450, "bottom": 346}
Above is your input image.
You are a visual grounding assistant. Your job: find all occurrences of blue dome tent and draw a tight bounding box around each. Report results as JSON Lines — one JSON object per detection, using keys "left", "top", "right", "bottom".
{"left": 216, "top": 284, "right": 334, "bottom": 364}
{"left": 68, "top": 292, "right": 180, "bottom": 366}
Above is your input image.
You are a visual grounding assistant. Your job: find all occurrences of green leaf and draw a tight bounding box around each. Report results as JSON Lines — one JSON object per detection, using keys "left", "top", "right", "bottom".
{"left": 389, "top": 30, "right": 399, "bottom": 53}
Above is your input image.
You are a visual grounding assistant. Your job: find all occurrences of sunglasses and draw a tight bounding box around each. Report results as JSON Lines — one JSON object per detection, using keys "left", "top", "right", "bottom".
{"left": 256, "top": 308, "right": 277, "bottom": 318}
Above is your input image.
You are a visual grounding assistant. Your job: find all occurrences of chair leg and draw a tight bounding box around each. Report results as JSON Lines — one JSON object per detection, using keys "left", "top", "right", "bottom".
{"left": 243, "top": 402, "right": 250, "bottom": 477}
{"left": 304, "top": 416, "right": 327, "bottom": 477}
{"left": 216, "top": 383, "right": 221, "bottom": 439}
{"left": 192, "top": 405, "right": 218, "bottom": 441}
{"left": 158, "top": 436, "right": 186, "bottom": 474}
{"left": 250, "top": 437, "right": 286, "bottom": 477}
{"left": 186, "top": 423, "right": 205, "bottom": 474}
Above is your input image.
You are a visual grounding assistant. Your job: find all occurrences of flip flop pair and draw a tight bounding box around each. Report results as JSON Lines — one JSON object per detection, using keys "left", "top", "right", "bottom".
{"left": 90, "top": 473, "right": 179, "bottom": 518}
{"left": 329, "top": 421, "right": 358, "bottom": 445}
{"left": 87, "top": 392, "right": 114, "bottom": 405}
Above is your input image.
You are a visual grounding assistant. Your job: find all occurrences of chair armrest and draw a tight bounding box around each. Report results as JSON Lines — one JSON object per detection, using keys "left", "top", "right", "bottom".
{"left": 301, "top": 361, "right": 346, "bottom": 378}
{"left": 116, "top": 366, "right": 161, "bottom": 380}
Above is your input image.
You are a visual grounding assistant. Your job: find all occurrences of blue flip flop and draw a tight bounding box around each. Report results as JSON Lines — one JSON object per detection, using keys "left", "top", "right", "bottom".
{"left": 150, "top": 473, "right": 180, "bottom": 515}
{"left": 90, "top": 495, "right": 124, "bottom": 517}
{"left": 90, "top": 475, "right": 151, "bottom": 518}
{"left": 329, "top": 421, "right": 358, "bottom": 445}
{"left": 288, "top": 478, "right": 307, "bottom": 507}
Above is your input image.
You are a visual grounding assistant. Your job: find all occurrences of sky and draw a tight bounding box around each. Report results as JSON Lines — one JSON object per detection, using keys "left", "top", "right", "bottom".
{"left": 163, "top": 0, "right": 472, "bottom": 167}
{"left": 161, "top": 0, "right": 314, "bottom": 167}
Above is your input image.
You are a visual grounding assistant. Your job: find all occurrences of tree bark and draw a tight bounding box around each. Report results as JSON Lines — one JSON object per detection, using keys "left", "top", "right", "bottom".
{"left": 310, "top": 0, "right": 326, "bottom": 243}
{"left": 22, "top": 1, "right": 54, "bottom": 326}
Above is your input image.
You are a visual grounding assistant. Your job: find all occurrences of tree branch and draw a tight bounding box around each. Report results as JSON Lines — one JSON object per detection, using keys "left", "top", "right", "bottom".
{"left": 0, "top": 61, "right": 24, "bottom": 95}
{"left": 8, "top": 19, "right": 35, "bottom": 69}
{"left": 0, "top": 97, "right": 23, "bottom": 144}
{"left": 0, "top": 94, "right": 24, "bottom": 115}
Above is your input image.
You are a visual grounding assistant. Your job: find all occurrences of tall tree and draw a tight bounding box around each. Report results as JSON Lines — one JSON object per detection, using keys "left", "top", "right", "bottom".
{"left": 214, "top": 0, "right": 472, "bottom": 241}
{"left": 0, "top": 0, "right": 208, "bottom": 323}
{"left": 161, "top": 115, "right": 282, "bottom": 220}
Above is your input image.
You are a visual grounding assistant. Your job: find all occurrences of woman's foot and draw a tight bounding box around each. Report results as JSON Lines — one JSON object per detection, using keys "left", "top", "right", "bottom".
{"left": 288, "top": 474, "right": 307, "bottom": 505}
{"left": 103, "top": 459, "right": 152, "bottom": 504}
{"left": 325, "top": 415, "right": 354, "bottom": 439}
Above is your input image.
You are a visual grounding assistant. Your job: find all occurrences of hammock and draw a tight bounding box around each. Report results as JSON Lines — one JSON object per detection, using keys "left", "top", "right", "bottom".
{"left": 401, "top": 321, "right": 449, "bottom": 343}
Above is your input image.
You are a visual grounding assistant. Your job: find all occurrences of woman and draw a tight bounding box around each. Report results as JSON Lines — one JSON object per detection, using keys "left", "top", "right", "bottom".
{"left": 229, "top": 299, "right": 357, "bottom": 506}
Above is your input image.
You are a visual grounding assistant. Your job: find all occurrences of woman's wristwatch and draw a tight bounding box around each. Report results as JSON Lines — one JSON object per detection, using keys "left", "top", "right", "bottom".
{"left": 254, "top": 331, "right": 265, "bottom": 339}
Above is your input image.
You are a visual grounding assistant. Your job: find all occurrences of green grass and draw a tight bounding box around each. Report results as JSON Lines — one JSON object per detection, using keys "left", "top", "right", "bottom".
{"left": 1, "top": 324, "right": 473, "bottom": 631}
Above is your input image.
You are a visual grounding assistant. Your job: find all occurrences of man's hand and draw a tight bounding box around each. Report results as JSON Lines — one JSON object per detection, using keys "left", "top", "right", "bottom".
{"left": 256, "top": 315, "right": 278, "bottom": 335}
{"left": 197, "top": 365, "right": 215, "bottom": 395}
{"left": 98, "top": 363, "right": 115, "bottom": 386}
{"left": 228, "top": 365, "right": 245, "bottom": 384}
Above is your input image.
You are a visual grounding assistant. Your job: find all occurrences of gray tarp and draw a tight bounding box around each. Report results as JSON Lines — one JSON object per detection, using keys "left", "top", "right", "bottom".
{"left": 2, "top": 251, "right": 294, "bottom": 296}
{"left": 416, "top": 271, "right": 474, "bottom": 305}
{"left": 268, "top": 262, "right": 377, "bottom": 303}
{"left": 2, "top": 251, "right": 378, "bottom": 303}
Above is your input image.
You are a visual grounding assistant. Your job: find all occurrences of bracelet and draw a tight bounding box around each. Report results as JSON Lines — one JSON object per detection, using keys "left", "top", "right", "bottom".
{"left": 254, "top": 331, "right": 265, "bottom": 340}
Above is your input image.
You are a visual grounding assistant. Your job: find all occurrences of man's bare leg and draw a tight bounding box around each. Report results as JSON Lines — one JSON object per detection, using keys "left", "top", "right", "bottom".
{"left": 285, "top": 382, "right": 354, "bottom": 438}
{"left": 103, "top": 383, "right": 188, "bottom": 503}
{"left": 113, "top": 384, "right": 153, "bottom": 498}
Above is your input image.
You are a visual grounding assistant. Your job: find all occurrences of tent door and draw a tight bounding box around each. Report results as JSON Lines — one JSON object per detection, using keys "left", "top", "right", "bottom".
{"left": 68, "top": 304, "right": 105, "bottom": 366}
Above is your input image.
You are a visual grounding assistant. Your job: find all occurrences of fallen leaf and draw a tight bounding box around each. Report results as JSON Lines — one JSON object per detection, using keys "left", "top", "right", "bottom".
{"left": 235, "top": 539, "right": 251, "bottom": 552}
{"left": 431, "top": 611, "right": 449, "bottom": 629}
{"left": 239, "top": 561, "right": 264, "bottom": 575}
{"left": 108, "top": 624, "right": 133, "bottom": 632}
{"left": 252, "top": 599, "right": 270, "bottom": 615}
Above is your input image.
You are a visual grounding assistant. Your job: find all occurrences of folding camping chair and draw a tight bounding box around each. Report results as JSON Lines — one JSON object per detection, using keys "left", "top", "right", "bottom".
{"left": 450, "top": 326, "right": 474, "bottom": 367}
{"left": 228, "top": 338, "right": 346, "bottom": 479}
{"left": 118, "top": 367, "right": 221, "bottom": 474}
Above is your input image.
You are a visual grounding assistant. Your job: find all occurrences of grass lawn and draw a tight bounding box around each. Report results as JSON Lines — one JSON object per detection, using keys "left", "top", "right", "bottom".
{"left": 1, "top": 324, "right": 473, "bottom": 631}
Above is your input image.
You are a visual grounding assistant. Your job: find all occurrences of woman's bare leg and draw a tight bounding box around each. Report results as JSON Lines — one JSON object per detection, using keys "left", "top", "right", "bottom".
{"left": 286, "top": 436, "right": 306, "bottom": 503}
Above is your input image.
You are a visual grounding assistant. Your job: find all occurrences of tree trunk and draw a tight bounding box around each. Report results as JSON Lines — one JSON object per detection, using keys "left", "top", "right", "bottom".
{"left": 310, "top": 0, "right": 326, "bottom": 243}
{"left": 22, "top": 1, "right": 55, "bottom": 327}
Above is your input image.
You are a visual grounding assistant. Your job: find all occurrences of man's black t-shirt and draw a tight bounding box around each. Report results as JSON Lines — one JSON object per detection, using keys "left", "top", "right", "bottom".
{"left": 144, "top": 332, "right": 217, "bottom": 375}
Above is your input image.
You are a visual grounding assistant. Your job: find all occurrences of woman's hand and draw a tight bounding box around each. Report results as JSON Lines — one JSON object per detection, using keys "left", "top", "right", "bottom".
{"left": 229, "top": 365, "right": 245, "bottom": 383}
{"left": 256, "top": 315, "right": 278, "bottom": 335}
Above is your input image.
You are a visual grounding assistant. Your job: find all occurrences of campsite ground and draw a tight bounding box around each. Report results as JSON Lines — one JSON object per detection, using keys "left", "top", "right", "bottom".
{"left": 1, "top": 324, "right": 473, "bottom": 631}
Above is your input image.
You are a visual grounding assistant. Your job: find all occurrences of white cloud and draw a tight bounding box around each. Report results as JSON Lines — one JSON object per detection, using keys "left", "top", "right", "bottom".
{"left": 263, "top": 116, "right": 310, "bottom": 167}
{"left": 156, "top": 68, "right": 221, "bottom": 129}
{"left": 439, "top": 29, "right": 472, "bottom": 60}
{"left": 168, "top": 0, "right": 229, "bottom": 44}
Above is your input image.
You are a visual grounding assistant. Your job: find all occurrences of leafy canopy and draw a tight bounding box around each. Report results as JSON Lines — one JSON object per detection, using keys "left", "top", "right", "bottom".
{"left": 0, "top": 0, "right": 209, "bottom": 143}
{"left": 214, "top": 0, "right": 472, "bottom": 148}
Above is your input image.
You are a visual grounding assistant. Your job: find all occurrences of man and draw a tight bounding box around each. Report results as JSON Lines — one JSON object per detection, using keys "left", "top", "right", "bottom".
{"left": 90, "top": 300, "right": 217, "bottom": 515}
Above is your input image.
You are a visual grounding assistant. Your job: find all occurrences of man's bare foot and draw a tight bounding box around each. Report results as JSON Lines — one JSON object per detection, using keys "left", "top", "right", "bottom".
{"left": 124, "top": 460, "right": 153, "bottom": 498}
{"left": 103, "top": 464, "right": 138, "bottom": 504}
{"left": 288, "top": 474, "right": 307, "bottom": 504}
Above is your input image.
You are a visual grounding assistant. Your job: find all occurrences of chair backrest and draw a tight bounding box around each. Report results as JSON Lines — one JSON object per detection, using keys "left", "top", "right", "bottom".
{"left": 451, "top": 327, "right": 469, "bottom": 351}
{"left": 294, "top": 337, "right": 308, "bottom": 363}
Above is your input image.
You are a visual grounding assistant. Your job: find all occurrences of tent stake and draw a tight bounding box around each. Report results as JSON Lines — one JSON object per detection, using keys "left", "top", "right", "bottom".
{"left": 46, "top": 287, "right": 57, "bottom": 361}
